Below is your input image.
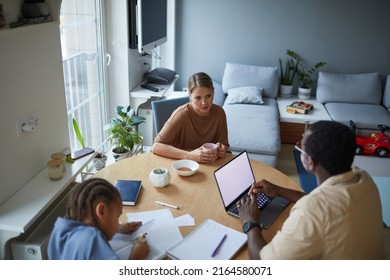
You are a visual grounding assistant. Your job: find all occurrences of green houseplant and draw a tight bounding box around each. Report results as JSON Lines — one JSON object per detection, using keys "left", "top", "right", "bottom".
{"left": 278, "top": 49, "right": 301, "bottom": 97}
{"left": 297, "top": 61, "right": 326, "bottom": 99}
{"left": 108, "top": 105, "right": 146, "bottom": 161}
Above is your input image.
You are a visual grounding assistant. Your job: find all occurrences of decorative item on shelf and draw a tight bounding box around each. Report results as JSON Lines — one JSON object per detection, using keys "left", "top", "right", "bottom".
{"left": 51, "top": 152, "right": 66, "bottom": 172}
{"left": 149, "top": 167, "right": 170, "bottom": 188}
{"left": 286, "top": 101, "right": 314, "bottom": 114}
{"left": 297, "top": 60, "right": 326, "bottom": 99}
{"left": 278, "top": 49, "right": 301, "bottom": 98}
{"left": 107, "top": 105, "right": 146, "bottom": 161}
{"left": 47, "top": 159, "right": 63, "bottom": 181}
{"left": 21, "top": 0, "right": 52, "bottom": 25}
{"left": 93, "top": 152, "right": 108, "bottom": 171}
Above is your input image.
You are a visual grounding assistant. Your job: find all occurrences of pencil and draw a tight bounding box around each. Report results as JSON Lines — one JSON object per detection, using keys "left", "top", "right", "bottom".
{"left": 211, "top": 234, "right": 227, "bottom": 257}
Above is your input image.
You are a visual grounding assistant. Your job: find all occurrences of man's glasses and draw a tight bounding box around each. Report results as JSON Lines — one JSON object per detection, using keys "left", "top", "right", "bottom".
{"left": 294, "top": 140, "right": 308, "bottom": 156}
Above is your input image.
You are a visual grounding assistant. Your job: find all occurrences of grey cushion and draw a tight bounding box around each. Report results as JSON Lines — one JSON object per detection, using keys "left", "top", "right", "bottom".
{"left": 383, "top": 75, "right": 390, "bottom": 109}
{"left": 325, "top": 102, "right": 390, "bottom": 129}
{"left": 212, "top": 80, "right": 226, "bottom": 107}
{"left": 222, "top": 63, "right": 278, "bottom": 98}
{"left": 317, "top": 72, "right": 382, "bottom": 105}
{"left": 223, "top": 97, "right": 280, "bottom": 155}
{"left": 226, "top": 86, "right": 264, "bottom": 105}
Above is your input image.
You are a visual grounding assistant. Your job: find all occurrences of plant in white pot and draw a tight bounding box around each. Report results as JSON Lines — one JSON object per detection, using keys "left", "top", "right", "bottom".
{"left": 297, "top": 61, "right": 326, "bottom": 99}
{"left": 108, "top": 105, "right": 146, "bottom": 161}
{"left": 278, "top": 49, "right": 301, "bottom": 97}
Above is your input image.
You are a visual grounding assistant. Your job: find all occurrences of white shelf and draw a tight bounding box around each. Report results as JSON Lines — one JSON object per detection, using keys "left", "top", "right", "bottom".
{"left": 0, "top": 153, "right": 95, "bottom": 233}
{"left": 277, "top": 97, "right": 331, "bottom": 124}
{"left": 130, "top": 75, "right": 179, "bottom": 113}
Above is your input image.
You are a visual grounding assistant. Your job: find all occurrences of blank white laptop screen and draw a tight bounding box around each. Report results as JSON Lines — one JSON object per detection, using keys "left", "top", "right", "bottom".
{"left": 214, "top": 151, "right": 255, "bottom": 207}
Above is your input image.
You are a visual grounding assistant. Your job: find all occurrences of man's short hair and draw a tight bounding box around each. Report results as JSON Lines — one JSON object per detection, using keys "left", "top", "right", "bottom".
{"left": 305, "top": 121, "right": 356, "bottom": 176}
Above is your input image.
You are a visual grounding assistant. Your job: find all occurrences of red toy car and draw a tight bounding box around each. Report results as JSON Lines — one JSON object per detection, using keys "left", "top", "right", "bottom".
{"left": 350, "top": 121, "right": 390, "bottom": 157}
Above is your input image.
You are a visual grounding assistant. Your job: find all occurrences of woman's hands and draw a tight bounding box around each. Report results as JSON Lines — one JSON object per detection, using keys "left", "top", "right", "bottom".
{"left": 188, "top": 142, "right": 227, "bottom": 163}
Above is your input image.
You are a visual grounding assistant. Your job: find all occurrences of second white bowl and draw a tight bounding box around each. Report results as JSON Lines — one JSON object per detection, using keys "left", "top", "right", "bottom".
{"left": 172, "top": 160, "right": 199, "bottom": 176}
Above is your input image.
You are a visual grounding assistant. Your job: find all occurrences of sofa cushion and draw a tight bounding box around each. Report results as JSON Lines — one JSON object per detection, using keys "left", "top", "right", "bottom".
{"left": 223, "top": 97, "right": 280, "bottom": 155}
{"left": 222, "top": 63, "right": 278, "bottom": 98}
{"left": 212, "top": 80, "right": 226, "bottom": 107}
{"left": 226, "top": 86, "right": 264, "bottom": 105}
{"left": 316, "top": 72, "right": 382, "bottom": 105}
{"left": 324, "top": 102, "right": 390, "bottom": 129}
{"left": 383, "top": 75, "right": 390, "bottom": 109}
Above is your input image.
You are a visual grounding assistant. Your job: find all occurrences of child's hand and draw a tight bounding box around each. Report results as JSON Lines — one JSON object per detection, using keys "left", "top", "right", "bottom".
{"left": 118, "top": 221, "right": 142, "bottom": 234}
{"left": 130, "top": 235, "right": 150, "bottom": 260}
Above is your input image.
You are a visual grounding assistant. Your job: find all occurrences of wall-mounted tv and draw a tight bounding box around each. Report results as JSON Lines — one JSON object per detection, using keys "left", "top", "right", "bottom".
{"left": 129, "top": 0, "right": 167, "bottom": 54}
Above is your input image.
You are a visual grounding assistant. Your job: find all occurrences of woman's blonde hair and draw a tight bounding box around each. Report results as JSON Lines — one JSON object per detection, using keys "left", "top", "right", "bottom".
{"left": 187, "top": 72, "right": 214, "bottom": 94}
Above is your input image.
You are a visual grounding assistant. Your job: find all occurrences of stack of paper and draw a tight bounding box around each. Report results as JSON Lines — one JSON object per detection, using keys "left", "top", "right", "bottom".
{"left": 110, "top": 210, "right": 246, "bottom": 260}
{"left": 110, "top": 209, "right": 184, "bottom": 260}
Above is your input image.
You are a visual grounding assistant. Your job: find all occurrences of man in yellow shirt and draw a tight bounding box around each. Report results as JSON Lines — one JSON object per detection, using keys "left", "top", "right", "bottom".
{"left": 238, "top": 120, "right": 384, "bottom": 259}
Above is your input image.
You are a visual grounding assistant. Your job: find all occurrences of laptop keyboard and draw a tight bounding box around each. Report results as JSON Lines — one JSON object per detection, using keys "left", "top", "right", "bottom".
{"left": 231, "top": 193, "right": 271, "bottom": 215}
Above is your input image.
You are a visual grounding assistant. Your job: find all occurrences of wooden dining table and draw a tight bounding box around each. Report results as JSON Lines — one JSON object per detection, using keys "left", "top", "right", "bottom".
{"left": 94, "top": 152, "right": 302, "bottom": 259}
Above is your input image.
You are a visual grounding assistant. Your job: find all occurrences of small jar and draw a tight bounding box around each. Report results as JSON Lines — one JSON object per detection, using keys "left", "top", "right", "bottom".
{"left": 51, "top": 152, "right": 66, "bottom": 172}
{"left": 47, "top": 159, "right": 63, "bottom": 181}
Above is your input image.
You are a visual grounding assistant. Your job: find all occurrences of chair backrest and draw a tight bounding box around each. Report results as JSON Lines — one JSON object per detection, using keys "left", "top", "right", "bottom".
{"left": 151, "top": 97, "right": 189, "bottom": 134}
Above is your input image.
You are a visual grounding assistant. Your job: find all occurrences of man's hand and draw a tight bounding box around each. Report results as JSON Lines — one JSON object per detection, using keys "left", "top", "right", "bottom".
{"left": 248, "top": 179, "right": 281, "bottom": 197}
{"left": 237, "top": 193, "right": 261, "bottom": 224}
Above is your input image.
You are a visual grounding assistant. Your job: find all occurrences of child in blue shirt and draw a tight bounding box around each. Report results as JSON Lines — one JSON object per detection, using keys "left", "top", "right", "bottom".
{"left": 48, "top": 178, "right": 149, "bottom": 260}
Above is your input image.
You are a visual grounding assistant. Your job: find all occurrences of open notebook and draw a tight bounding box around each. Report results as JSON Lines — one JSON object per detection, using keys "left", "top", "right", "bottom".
{"left": 167, "top": 219, "right": 247, "bottom": 260}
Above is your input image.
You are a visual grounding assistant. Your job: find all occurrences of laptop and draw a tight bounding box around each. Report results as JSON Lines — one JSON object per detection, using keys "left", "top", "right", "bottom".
{"left": 214, "top": 150, "right": 290, "bottom": 229}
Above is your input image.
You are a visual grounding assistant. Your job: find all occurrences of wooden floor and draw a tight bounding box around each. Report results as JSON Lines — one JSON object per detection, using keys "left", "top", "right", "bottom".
{"left": 276, "top": 144, "right": 300, "bottom": 187}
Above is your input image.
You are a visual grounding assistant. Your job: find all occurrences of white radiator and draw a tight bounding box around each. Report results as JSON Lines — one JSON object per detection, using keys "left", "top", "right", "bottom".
{"left": 10, "top": 183, "right": 74, "bottom": 260}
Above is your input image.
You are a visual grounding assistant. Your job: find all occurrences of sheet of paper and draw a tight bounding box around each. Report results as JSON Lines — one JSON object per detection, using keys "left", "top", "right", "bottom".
{"left": 174, "top": 214, "right": 195, "bottom": 226}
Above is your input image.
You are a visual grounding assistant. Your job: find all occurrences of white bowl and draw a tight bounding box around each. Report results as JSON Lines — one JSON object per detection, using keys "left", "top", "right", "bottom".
{"left": 172, "top": 160, "right": 199, "bottom": 176}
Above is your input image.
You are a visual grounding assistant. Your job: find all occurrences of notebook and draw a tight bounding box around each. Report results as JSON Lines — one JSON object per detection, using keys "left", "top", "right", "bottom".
{"left": 114, "top": 180, "right": 142, "bottom": 206}
{"left": 166, "top": 219, "right": 246, "bottom": 260}
{"left": 214, "top": 150, "right": 289, "bottom": 228}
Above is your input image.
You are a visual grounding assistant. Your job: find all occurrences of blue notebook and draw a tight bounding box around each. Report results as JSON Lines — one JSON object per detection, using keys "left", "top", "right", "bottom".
{"left": 114, "top": 180, "right": 142, "bottom": 206}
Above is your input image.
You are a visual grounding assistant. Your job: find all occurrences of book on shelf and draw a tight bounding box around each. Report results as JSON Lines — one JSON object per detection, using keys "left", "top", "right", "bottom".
{"left": 114, "top": 179, "right": 142, "bottom": 206}
{"left": 166, "top": 219, "right": 247, "bottom": 260}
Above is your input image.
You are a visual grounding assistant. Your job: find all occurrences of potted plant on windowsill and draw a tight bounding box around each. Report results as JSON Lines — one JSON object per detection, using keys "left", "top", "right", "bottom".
{"left": 297, "top": 61, "right": 326, "bottom": 99}
{"left": 108, "top": 105, "right": 146, "bottom": 161}
{"left": 278, "top": 49, "right": 301, "bottom": 98}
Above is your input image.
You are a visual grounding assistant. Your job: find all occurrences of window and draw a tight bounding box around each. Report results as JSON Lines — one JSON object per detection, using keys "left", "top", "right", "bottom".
{"left": 60, "top": 0, "right": 108, "bottom": 150}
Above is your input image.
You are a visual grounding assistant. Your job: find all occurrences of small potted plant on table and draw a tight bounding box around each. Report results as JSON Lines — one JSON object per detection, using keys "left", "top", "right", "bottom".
{"left": 108, "top": 105, "right": 146, "bottom": 161}
{"left": 297, "top": 61, "right": 326, "bottom": 99}
{"left": 278, "top": 49, "right": 301, "bottom": 98}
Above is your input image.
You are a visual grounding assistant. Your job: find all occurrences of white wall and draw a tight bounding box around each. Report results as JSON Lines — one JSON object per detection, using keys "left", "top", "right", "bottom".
{"left": 175, "top": 0, "right": 390, "bottom": 91}
{"left": 0, "top": 23, "right": 69, "bottom": 207}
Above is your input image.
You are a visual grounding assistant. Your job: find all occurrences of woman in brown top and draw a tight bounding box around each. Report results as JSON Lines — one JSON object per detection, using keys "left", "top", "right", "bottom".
{"left": 151, "top": 72, "right": 229, "bottom": 163}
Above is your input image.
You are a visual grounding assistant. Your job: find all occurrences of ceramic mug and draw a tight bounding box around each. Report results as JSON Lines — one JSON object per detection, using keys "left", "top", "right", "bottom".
{"left": 202, "top": 143, "right": 218, "bottom": 152}
{"left": 149, "top": 167, "right": 170, "bottom": 187}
